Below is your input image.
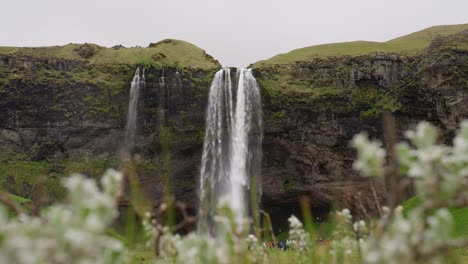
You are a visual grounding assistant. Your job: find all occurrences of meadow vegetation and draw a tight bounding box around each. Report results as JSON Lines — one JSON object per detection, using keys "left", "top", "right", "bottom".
{"left": 0, "top": 120, "right": 466, "bottom": 263}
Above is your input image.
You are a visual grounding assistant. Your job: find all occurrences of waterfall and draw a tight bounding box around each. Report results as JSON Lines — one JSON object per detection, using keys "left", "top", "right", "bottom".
{"left": 173, "top": 70, "right": 183, "bottom": 125}
{"left": 198, "top": 68, "right": 262, "bottom": 234}
{"left": 175, "top": 70, "right": 182, "bottom": 89}
{"left": 158, "top": 70, "right": 166, "bottom": 124}
{"left": 124, "top": 67, "right": 145, "bottom": 147}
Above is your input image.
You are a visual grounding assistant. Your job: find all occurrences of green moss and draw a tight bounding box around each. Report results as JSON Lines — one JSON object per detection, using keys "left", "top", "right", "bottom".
{"left": 0, "top": 160, "right": 55, "bottom": 199}
{"left": 20, "top": 65, "right": 130, "bottom": 122}
{"left": 0, "top": 156, "right": 121, "bottom": 202}
{"left": 272, "top": 110, "right": 286, "bottom": 118}
{"left": 60, "top": 158, "right": 121, "bottom": 177}
{"left": 136, "top": 161, "right": 159, "bottom": 176}
{"left": 258, "top": 68, "right": 400, "bottom": 119}
{"left": 174, "top": 179, "right": 195, "bottom": 189}
{"left": 283, "top": 180, "right": 297, "bottom": 191}
{"left": 351, "top": 86, "right": 401, "bottom": 118}
{"left": 7, "top": 193, "right": 31, "bottom": 204}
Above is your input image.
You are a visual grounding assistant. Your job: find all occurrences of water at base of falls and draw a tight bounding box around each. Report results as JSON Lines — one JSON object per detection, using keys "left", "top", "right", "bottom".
{"left": 124, "top": 67, "right": 146, "bottom": 148}
{"left": 198, "top": 68, "right": 263, "bottom": 234}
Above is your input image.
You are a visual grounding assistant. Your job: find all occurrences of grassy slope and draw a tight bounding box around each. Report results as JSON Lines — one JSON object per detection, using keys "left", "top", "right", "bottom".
{"left": 0, "top": 46, "right": 19, "bottom": 54}
{"left": 254, "top": 24, "right": 468, "bottom": 67}
{"left": 402, "top": 196, "right": 468, "bottom": 238}
{"left": 0, "top": 39, "right": 220, "bottom": 71}
{"left": 0, "top": 152, "right": 121, "bottom": 201}
{"left": 7, "top": 193, "right": 31, "bottom": 204}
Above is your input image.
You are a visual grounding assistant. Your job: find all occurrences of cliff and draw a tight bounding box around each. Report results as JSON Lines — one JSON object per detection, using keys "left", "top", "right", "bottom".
{"left": 0, "top": 39, "right": 220, "bottom": 202}
{"left": 253, "top": 25, "right": 468, "bottom": 227}
{"left": 0, "top": 25, "right": 467, "bottom": 230}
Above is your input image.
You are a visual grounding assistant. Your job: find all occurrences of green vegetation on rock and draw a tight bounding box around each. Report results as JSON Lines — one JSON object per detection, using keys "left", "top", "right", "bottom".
{"left": 253, "top": 24, "right": 467, "bottom": 121}
{"left": 0, "top": 152, "right": 122, "bottom": 202}
{"left": 256, "top": 65, "right": 401, "bottom": 119}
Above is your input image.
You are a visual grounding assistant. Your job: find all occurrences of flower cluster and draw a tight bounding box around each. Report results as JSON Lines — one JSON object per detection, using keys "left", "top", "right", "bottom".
{"left": 157, "top": 203, "right": 265, "bottom": 264}
{"left": 155, "top": 120, "right": 467, "bottom": 263}
{"left": 0, "top": 169, "right": 125, "bottom": 264}
{"left": 328, "top": 209, "right": 366, "bottom": 263}
{"left": 352, "top": 121, "right": 468, "bottom": 263}
{"left": 351, "top": 133, "right": 386, "bottom": 177}
{"left": 1, "top": 120, "right": 465, "bottom": 264}
{"left": 287, "top": 215, "right": 309, "bottom": 252}
{"left": 362, "top": 206, "right": 454, "bottom": 263}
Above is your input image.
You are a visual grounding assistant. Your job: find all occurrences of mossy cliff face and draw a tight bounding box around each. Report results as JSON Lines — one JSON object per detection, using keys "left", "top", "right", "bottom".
{"left": 0, "top": 28, "right": 467, "bottom": 229}
{"left": 253, "top": 30, "right": 468, "bottom": 226}
{"left": 0, "top": 40, "right": 220, "bottom": 204}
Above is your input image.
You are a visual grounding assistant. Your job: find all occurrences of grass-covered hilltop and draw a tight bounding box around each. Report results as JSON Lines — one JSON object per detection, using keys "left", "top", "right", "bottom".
{"left": 254, "top": 24, "right": 468, "bottom": 66}
{"left": 0, "top": 39, "right": 220, "bottom": 69}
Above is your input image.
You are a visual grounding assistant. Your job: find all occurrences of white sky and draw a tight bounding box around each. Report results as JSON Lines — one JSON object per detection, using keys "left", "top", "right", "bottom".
{"left": 1, "top": 0, "right": 467, "bottom": 67}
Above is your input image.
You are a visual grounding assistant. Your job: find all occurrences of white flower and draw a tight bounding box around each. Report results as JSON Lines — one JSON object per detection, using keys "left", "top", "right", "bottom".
{"left": 288, "top": 215, "right": 309, "bottom": 252}
{"left": 0, "top": 171, "right": 125, "bottom": 263}
{"left": 351, "top": 133, "right": 386, "bottom": 177}
{"left": 406, "top": 121, "right": 438, "bottom": 149}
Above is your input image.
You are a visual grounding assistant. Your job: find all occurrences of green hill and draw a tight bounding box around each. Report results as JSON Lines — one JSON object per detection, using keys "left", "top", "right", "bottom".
{"left": 0, "top": 39, "right": 220, "bottom": 70}
{"left": 254, "top": 23, "right": 468, "bottom": 67}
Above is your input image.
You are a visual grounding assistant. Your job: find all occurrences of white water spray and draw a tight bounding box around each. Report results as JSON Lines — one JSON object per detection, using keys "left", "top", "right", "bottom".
{"left": 124, "top": 67, "right": 145, "bottom": 147}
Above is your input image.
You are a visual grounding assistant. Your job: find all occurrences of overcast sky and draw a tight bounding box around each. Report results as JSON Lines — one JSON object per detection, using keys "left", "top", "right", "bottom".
{"left": 1, "top": 0, "right": 466, "bottom": 67}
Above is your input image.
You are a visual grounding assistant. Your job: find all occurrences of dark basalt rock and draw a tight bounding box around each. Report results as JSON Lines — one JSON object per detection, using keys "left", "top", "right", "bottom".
{"left": 254, "top": 42, "right": 468, "bottom": 225}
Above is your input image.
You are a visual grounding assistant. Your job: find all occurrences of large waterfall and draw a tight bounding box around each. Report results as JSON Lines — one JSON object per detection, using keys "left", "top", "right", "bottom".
{"left": 124, "top": 67, "right": 145, "bottom": 147}
{"left": 198, "top": 68, "right": 262, "bottom": 234}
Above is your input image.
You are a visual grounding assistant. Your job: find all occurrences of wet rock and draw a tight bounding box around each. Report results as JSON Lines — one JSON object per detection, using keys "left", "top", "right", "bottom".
{"left": 0, "top": 128, "right": 21, "bottom": 144}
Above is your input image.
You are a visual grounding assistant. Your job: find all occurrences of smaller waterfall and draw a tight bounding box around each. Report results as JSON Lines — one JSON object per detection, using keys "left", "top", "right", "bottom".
{"left": 158, "top": 70, "right": 166, "bottom": 124}
{"left": 175, "top": 70, "right": 182, "bottom": 89}
{"left": 124, "top": 67, "right": 145, "bottom": 147}
{"left": 174, "top": 70, "right": 183, "bottom": 104}
{"left": 173, "top": 70, "right": 183, "bottom": 125}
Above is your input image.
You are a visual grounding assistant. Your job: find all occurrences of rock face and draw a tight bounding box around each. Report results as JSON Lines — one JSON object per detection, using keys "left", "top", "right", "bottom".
{"left": 0, "top": 31, "right": 467, "bottom": 230}
{"left": 254, "top": 31, "right": 468, "bottom": 227}
{"left": 0, "top": 44, "right": 219, "bottom": 204}
{"left": 0, "top": 56, "right": 213, "bottom": 157}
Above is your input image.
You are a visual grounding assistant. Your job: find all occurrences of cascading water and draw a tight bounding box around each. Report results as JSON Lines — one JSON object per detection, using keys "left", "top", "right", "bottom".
{"left": 158, "top": 71, "right": 166, "bottom": 122}
{"left": 124, "top": 67, "right": 145, "bottom": 147}
{"left": 198, "top": 68, "right": 262, "bottom": 234}
{"left": 175, "top": 70, "right": 182, "bottom": 90}
{"left": 173, "top": 70, "right": 183, "bottom": 125}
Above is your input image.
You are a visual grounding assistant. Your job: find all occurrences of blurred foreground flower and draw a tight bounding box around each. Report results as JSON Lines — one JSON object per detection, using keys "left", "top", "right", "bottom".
{"left": 0, "top": 169, "right": 125, "bottom": 264}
